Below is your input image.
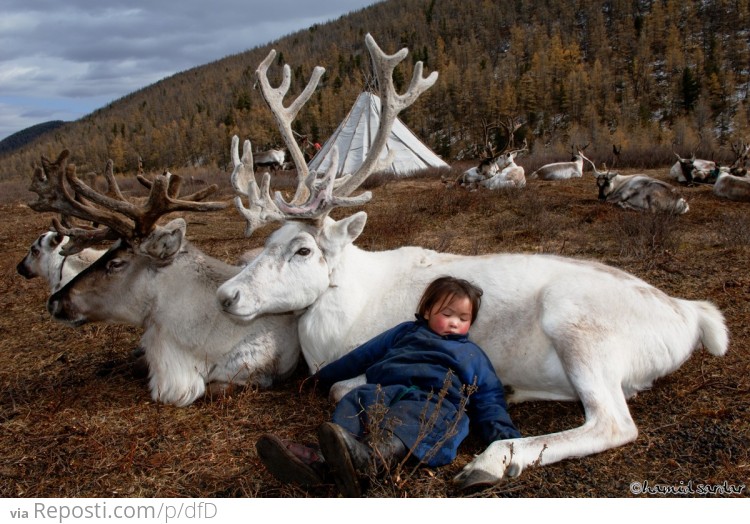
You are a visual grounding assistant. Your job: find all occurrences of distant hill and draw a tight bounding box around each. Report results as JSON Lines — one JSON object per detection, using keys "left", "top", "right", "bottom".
{"left": 0, "top": 121, "right": 67, "bottom": 156}
{"left": 1, "top": 0, "right": 749, "bottom": 181}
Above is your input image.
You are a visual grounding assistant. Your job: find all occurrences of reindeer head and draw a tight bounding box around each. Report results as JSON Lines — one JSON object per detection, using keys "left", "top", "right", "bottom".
{"left": 16, "top": 231, "right": 65, "bottom": 280}
{"left": 218, "top": 34, "right": 438, "bottom": 322}
{"left": 28, "top": 150, "right": 229, "bottom": 325}
{"left": 596, "top": 170, "right": 618, "bottom": 200}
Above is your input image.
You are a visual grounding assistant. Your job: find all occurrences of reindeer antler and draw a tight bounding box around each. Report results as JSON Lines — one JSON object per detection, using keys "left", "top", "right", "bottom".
{"left": 29, "top": 150, "right": 228, "bottom": 253}
{"left": 29, "top": 151, "right": 131, "bottom": 253}
{"left": 235, "top": 33, "right": 438, "bottom": 237}
{"left": 730, "top": 140, "right": 750, "bottom": 169}
{"left": 230, "top": 136, "right": 371, "bottom": 236}
{"left": 497, "top": 116, "right": 525, "bottom": 157}
{"left": 255, "top": 49, "right": 325, "bottom": 203}
{"left": 334, "top": 34, "right": 438, "bottom": 196}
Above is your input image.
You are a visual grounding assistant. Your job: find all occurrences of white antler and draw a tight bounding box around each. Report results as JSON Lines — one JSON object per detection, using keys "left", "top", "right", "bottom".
{"left": 230, "top": 136, "right": 286, "bottom": 236}
{"left": 230, "top": 135, "right": 372, "bottom": 235}
{"left": 255, "top": 50, "right": 325, "bottom": 203}
{"left": 235, "top": 33, "right": 438, "bottom": 237}
{"left": 335, "top": 33, "right": 438, "bottom": 196}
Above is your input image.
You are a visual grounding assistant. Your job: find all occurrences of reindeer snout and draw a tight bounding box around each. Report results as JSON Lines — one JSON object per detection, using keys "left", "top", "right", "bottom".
{"left": 16, "top": 260, "right": 34, "bottom": 279}
{"left": 220, "top": 289, "right": 241, "bottom": 310}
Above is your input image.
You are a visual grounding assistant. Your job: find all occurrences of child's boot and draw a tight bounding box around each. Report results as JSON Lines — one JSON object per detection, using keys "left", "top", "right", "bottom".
{"left": 256, "top": 433, "right": 327, "bottom": 487}
{"left": 317, "top": 422, "right": 407, "bottom": 497}
{"left": 317, "top": 422, "right": 370, "bottom": 497}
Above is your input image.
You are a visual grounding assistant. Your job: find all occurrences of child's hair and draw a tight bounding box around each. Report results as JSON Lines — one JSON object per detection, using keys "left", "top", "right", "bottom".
{"left": 417, "top": 276, "right": 483, "bottom": 324}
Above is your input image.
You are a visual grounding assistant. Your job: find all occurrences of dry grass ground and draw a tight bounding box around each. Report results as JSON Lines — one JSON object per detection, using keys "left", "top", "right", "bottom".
{"left": 0, "top": 166, "right": 748, "bottom": 498}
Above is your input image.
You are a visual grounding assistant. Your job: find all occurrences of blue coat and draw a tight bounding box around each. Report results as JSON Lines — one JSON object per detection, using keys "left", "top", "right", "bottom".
{"left": 315, "top": 317, "right": 520, "bottom": 467}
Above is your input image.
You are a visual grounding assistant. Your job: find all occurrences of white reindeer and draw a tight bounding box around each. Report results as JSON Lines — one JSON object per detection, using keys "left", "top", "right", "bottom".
{"left": 457, "top": 120, "right": 527, "bottom": 190}
{"left": 17, "top": 231, "right": 104, "bottom": 292}
{"left": 529, "top": 144, "right": 589, "bottom": 180}
{"left": 480, "top": 139, "right": 527, "bottom": 190}
{"left": 587, "top": 156, "right": 689, "bottom": 214}
{"left": 670, "top": 153, "right": 717, "bottom": 184}
{"left": 215, "top": 35, "right": 728, "bottom": 488}
{"left": 253, "top": 148, "right": 286, "bottom": 172}
{"left": 457, "top": 158, "right": 497, "bottom": 189}
{"left": 29, "top": 150, "right": 300, "bottom": 407}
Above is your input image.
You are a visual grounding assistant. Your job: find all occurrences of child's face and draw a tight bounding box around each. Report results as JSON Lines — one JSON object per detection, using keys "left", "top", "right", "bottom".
{"left": 424, "top": 295, "right": 473, "bottom": 336}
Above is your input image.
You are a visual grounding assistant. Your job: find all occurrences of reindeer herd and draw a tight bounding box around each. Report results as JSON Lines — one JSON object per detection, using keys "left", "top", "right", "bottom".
{"left": 457, "top": 129, "right": 750, "bottom": 213}
{"left": 17, "top": 35, "right": 733, "bottom": 490}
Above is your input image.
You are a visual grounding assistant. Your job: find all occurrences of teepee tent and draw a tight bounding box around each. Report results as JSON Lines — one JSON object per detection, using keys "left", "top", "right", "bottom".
{"left": 308, "top": 91, "right": 448, "bottom": 177}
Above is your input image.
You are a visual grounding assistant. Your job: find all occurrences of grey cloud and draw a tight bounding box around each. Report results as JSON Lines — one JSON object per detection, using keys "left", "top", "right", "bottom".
{"left": 0, "top": 0, "right": 381, "bottom": 140}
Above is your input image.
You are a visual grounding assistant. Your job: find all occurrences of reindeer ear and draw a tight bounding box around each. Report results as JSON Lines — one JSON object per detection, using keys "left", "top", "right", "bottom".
{"left": 139, "top": 218, "right": 186, "bottom": 260}
{"left": 319, "top": 212, "right": 367, "bottom": 254}
{"left": 50, "top": 232, "right": 65, "bottom": 247}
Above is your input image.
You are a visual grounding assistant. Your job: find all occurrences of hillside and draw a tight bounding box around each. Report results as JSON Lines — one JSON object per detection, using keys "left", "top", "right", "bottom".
{"left": 0, "top": 121, "right": 67, "bottom": 156}
{"left": 2, "top": 0, "right": 750, "bottom": 180}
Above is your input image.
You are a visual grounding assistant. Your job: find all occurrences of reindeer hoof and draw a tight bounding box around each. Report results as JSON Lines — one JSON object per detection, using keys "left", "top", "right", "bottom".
{"left": 453, "top": 468, "right": 500, "bottom": 490}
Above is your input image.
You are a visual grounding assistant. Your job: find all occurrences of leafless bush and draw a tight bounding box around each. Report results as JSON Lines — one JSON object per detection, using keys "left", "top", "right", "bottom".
{"left": 718, "top": 212, "right": 750, "bottom": 247}
{"left": 614, "top": 211, "right": 682, "bottom": 262}
{"left": 0, "top": 179, "right": 32, "bottom": 205}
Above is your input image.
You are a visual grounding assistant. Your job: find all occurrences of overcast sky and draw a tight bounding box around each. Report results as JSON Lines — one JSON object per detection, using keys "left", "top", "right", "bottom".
{"left": 0, "top": 0, "right": 382, "bottom": 141}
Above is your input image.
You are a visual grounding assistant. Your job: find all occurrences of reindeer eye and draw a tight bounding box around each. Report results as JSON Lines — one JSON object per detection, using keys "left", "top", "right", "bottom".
{"left": 31, "top": 247, "right": 40, "bottom": 257}
{"left": 295, "top": 247, "right": 311, "bottom": 257}
{"left": 106, "top": 259, "right": 127, "bottom": 273}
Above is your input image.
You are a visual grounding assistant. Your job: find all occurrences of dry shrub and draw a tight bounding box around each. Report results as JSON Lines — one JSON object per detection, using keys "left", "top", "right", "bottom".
{"left": 362, "top": 372, "right": 475, "bottom": 497}
{"left": 0, "top": 179, "right": 34, "bottom": 205}
{"left": 718, "top": 212, "right": 750, "bottom": 247}
{"left": 614, "top": 211, "right": 682, "bottom": 262}
{"left": 493, "top": 189, "right": 572, "bottom": 248}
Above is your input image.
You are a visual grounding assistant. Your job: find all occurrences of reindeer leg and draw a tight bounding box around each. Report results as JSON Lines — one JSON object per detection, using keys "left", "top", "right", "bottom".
{"left": 455, "top": 334, "right": 638, "bottom": 489}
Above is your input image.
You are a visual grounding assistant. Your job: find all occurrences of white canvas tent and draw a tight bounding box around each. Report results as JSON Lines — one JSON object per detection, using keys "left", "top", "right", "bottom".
{"left": 308, "top": 91, "right": 448, "bottom": 177}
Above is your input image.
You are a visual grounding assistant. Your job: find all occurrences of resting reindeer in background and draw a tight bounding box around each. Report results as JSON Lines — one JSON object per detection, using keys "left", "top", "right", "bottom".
{"left": 673, "top": 141, "right": 749, "bottom": 190}
{"left": 712, "top": 143, "right": 750, "bottom": 201}
{"left": 585, "top": 150, "right": 689, "bottom": 214}
{"left": 670, "top": 153, "right": 717, "bottom": 184}
{"left": 216, "top": 34, "right": 728, "bottom": 488}
{"left": 480, "top": 124, "right": 528, "bottom": 189}
{"left": 595, "top": 169, "right": 689, "bottom": 214}
{"left": 17, "top": 231, "right": 105, "bottom": 292}
{"left": 529, "top": 144, "right": 589, "bottom": 180}
{"left": 481, "top": 138, "right": 527, "bottom": 189}
{"left": 455, "top": 118, "right": 526, "bottom": 189}
{"left": 29, "top": 150, "right": 300, "bottom": 407}
{"left": 456, "top": 153, "right": 500, "bottom": 189}
{"left": 253, "top": 147, "right": 286, "bottom": 172}
{"left": 713, "top": 170, "right": 750, "bottom": 202}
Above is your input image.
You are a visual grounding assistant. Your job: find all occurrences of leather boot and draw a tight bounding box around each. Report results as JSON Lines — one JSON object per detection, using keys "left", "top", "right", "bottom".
{"left": 368, "top": 433, "right": 408, "bottom": 472}
{"left": 256, "top": 433, "right": 327, "bottom": 487}
{"left": 317, "top": 422, "right": 408, "bottom": 497}
{"left": 317, "top": 422, "right": 370, "bottom": 497}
